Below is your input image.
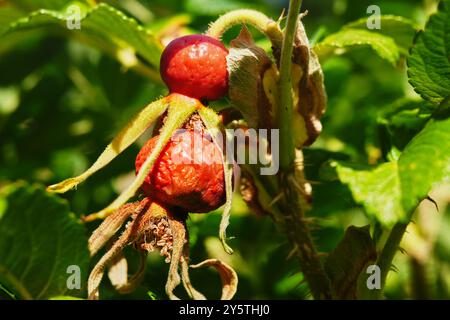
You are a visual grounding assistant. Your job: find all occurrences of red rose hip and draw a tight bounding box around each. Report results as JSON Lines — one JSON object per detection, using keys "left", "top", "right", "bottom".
{"left": 136, "top": 130, "right": 226, "bottom": 213}
{"left": 160, "top": 34, "right": 229, "bottom": 101}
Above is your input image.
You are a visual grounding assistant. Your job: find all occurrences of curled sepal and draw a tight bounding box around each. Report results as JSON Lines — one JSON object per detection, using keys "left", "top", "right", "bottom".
{"left": 180, "top": 254, "right": 206, "bottom": 300}
{"left": 198, "top": 107, "right": 235, "bottom": 255}
{"left": 89, "top": 198, "right": 150, "bottom": 257}
{"left": 84, "top": 93, "right": 199, "bottom": 221}
{"left": 87, "top": 222, "right": 134, "bottom": 300}
{"left": 107, "top": 252, "right": 128, "bottom": 289}
{"left": 87, "top": 201, "right": 155, "bottom": 299}
{"left": 190, "top": 259, "right": 238, "bottom": 300}
{"left": 109, "top": 251, "right": 148, "bottom": 294}
{"left": 47, "top": 97, "right": 169, "bottom": 193}
{"left": 165, "top": 217, "right": 187, "bottom": 300}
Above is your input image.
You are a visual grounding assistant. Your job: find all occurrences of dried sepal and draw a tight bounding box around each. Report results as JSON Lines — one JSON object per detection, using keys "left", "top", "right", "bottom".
{"left": 89, "top": 198, "right": 150, "bottom": 256}
{"left": 47, "top": 97, "right": 169, "bottom": 193}
{"left": 114, "top": 251, "right": 148, "bottom": 294}
{"left": 165, "top": 216, "right": 187, "bottom": 300}
{"left": 227, "top": 26, "right": 275, "bottom": 129}
{"left": 239, "top": 168, "right": 271, "bottom": 216}
{"left": 190, "top": 259, "right": 238, "bottom": 300}
{"left": 88, "top": 224, "right": 134, "bottom": 300}
{"left": 88, "top": 201, "right": 156, "bottom": 299}
{"left": 107, "top": 251, "right": 128, "bottom": 289}
{"left": 291, "top": 17, "right": 327, "bottom": 147}
{"left": 180, "top": 253, "right": 206, "bottom": 300}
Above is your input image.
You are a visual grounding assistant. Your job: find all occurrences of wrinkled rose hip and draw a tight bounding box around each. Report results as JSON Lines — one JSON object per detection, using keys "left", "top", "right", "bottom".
{"left": 160, "top": 34, "right": 229, "bottom": 101}
{"left": 135, "top": 130, "right": 226, "bottom": 213}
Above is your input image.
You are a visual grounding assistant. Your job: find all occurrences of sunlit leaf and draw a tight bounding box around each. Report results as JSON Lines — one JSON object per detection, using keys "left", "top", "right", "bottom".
{"left": 408, "top": 0, "right": 450, "bottom": 105}
{"left": 334, "top": 116, "right": 450, "bottom": 226}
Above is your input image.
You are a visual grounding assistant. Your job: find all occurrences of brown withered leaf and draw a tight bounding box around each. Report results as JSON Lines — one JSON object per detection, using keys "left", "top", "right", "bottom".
{"left": 292, "top": 17, "right": 327, "bottom": 147}
{"left": 239, "top": 168, "right": 271, "bottom": 216}
{"left": 324, "top": 225, "right": 377, "bottom": 299}
{"left": 227, "top": 26, "right": 275, "bottom": 130}
{"left": 165, "top": 217, "right": 187, "bottom": 300}
{"left": 191, "top": 259, "right": 238, "bottom": 300}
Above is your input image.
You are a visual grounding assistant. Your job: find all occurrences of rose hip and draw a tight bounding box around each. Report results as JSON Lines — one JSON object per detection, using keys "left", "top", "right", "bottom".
{"left": 160, "top": 34, "right": 229, "bottom": 101}
{"left": 135, "top": 130, "right": 225, "bottom": 213}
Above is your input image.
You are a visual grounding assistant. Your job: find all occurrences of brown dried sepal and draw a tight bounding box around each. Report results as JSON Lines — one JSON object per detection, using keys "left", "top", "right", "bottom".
{"left": 291, "top": 15, "right": 327, "bottom": 147}
{"left": 87, "top": 198, "right": 238, "bottom": 300}
{"left": 227, "top": 26, "right": 275, "bottom": 130}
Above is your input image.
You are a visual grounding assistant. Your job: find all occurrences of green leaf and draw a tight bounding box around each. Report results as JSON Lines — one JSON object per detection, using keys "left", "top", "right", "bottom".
{"left": 7, "top": 0, "right": 88, "bottom": 10}
{"left": 314, "top": 29, "right": 400, "bottom": 65}
{"left": 324, "top": 226, "right": 376, "bottom": 299}
{"left": 1, "top": 3, "right": 163, "bottom": 69}
{"left": 335, "top": 161, "right": 403, "bottom": 225}
{"left": 378, "top": 98, "right": 435, "bottom": 150}
{"left": 379, "top": 99, "right": 435, "bottom": 130}
{"left": 0, "top": 5, "right": 25, "bottom": 34}
{"left": 0, "top": 182, "right": 89, "bottom": 299}
{"left": 334, "top": 116, "right": 450, "bottom": 226}
{"left": 407, "top": 0, "right": 450, "bottom": 105}
{"left": 184, "top": 0, "right": 260, "bottom": 16}
{"left": 398, "top": 115, "right": 450, "bottom": 212}
{"left": 344, "top": 15, "right": 418, "bottom": 55}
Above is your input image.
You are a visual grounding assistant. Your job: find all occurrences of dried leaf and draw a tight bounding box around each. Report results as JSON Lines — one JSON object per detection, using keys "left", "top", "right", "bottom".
{"left": 239, "top": 169, "right": 271, "bottom": 216}
{"left": 191, "top": 259, "right": 238, "bottom": 300}
{"left": 227, "top": 26, "right": 275, "bottom": 129}
{"left": 324, "top": 225, "right": 377, "bottom": 299}
{"left": 47, "top": 97, "right": 168, "bottom": 193}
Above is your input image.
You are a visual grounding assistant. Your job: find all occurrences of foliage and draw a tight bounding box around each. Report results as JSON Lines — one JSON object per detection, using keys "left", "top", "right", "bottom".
{"left": 0, "top": 0, "right": 449, "bottom": 300}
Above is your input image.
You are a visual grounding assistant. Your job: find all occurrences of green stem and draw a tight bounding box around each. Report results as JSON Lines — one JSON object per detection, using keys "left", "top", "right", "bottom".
{"left": 378, "top": 223, "right": 408, "bottom": 294}
{"left": 365, "top": 222, "right": 408, "bottom": 299}
{"left": 275, "top": 0, "right": 331, "bottom": 299}
{"left": 277, "top": 1, "right": 299, "bottom": 169}
{"left": 207, "top": 9, "right": 283, "bottom": 48}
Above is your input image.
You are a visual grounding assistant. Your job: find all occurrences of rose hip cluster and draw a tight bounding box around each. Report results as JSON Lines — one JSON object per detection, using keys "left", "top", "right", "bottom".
{"left": 137, "top": 34, "right": 229, "bottom": 213}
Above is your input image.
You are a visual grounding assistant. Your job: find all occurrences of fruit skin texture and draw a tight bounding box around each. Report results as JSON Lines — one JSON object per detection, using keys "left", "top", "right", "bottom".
{"left": 136, "top": 130, "right": 226, "bottom": 213}
{"left": 160, "top": 34, "right": 229, "bottom": 101}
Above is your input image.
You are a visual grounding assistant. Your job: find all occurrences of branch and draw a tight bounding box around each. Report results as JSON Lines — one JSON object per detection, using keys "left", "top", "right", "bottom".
{"left": 275, "top": 0, "right": 331, "bottom": 299}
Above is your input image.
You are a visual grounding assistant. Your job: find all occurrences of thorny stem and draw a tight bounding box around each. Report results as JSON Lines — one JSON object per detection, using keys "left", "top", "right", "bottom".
{"left": 275, "top": 0, "right": 331, "bottom": 299}
{"left": 207, "top": 9, "right": 283, "bottom": 48}
{"left": 364, "top": 222, "right": 408, "bottom": 299}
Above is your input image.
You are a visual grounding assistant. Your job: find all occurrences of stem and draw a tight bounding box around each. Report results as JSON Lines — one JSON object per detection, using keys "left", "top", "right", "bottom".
{"left": 365, "top": 222, "right": 408, "bottom": 299}
{"left": 275, "top": 0, "right": 331, "bottom": 299}
{"left": 277, "top": 1, "right": 298, "bottom": 169}
{"left": 378, "top": 223, "right": 408, "bottom": 284}
{"left": 207, "top": 9, "right": 283, "bottom": 48}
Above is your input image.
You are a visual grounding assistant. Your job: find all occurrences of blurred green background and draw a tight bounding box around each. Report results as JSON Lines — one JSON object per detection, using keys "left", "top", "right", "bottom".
{"left": 0, "top": 0, "right": 449, "bottom": 300}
